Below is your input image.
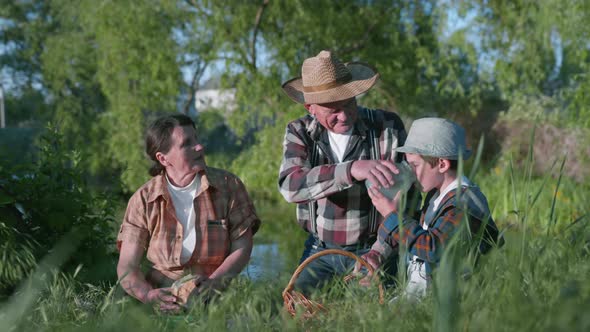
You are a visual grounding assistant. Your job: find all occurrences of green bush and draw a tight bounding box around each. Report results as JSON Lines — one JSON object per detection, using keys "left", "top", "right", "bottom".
{"left": 0, "top": 223, "right": 38, "bottom": 294}
{"left": 0, "top": 124, "right": 118, "bottom": 294}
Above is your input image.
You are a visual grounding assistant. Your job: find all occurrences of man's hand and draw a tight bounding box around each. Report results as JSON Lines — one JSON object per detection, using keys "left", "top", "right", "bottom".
{"left": 353, "top": 250, "right": 384, "bottom": 287}
{"left": 146, "top": 287, "right": 182, "bottom": 313}
{"left": 367, "top": 186, "right": 402, "bottom": 217}
{"left": 351, "top": 160, "right": 399, "bottom": 188}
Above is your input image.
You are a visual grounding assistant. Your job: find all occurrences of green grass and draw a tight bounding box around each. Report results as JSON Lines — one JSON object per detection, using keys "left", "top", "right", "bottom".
{"left": 2, "top": 155, "right": 589, "bottom": 330}
{"left": 1, "top": 225, "right": 588, "bottom": 331}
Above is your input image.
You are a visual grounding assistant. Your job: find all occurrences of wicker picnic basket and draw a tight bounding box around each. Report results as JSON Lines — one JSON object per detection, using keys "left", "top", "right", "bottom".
{"left": 282, "top": 248, "right": 384, "bottom": 319}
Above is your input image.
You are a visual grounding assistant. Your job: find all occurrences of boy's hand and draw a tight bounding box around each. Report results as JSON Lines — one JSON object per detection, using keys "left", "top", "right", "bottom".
{"left": 367, "top": 185, "right": 401, "bottom": 217}
{"left": 353, "top": 250, "right": 384, "bottom": 287}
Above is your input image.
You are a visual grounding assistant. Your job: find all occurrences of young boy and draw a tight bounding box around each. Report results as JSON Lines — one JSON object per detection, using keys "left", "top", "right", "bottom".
{"left": 356, "top": 117, "right": 503, "bottom": 300}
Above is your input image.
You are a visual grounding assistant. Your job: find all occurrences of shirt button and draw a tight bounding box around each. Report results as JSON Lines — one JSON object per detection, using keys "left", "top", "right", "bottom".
{"left": 177, "top": 235, "right": 181, "bottom": 239}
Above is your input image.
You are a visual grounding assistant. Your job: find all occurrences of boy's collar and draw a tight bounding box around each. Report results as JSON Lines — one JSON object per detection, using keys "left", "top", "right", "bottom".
{"left": 431, "top": 176, "right": 471, "bottom": 211}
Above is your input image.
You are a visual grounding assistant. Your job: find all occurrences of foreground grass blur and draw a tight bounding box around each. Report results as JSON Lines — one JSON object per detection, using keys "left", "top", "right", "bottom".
{"left": 1, "top": 140, "right": 589, "bottom": 330}
{"left": 1, "top": 225, "right": 588, "bottom": 331}
{"left": 2, "top": 170, "right": 588, "bottom": 331}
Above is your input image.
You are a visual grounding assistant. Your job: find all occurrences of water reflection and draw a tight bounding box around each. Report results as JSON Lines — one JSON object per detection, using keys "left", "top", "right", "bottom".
{"left": 241, "top": 243, "right": 284, "bottom": 281}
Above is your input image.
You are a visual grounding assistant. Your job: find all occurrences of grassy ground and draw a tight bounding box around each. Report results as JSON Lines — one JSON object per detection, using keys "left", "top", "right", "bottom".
{"left": 1, "top": 164, "right": 589, "bottom": 331}
{"left": 1, "top": 227, "right": 588, "bottom": 331}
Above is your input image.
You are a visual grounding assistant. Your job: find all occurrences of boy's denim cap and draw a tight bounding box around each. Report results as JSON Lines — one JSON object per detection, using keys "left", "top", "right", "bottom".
{"left": 395, "top": 117, "right": 471, "bottom": 160}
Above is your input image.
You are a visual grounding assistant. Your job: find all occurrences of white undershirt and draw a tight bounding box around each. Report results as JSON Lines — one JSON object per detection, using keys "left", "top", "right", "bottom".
{"left": 327, "top": 129, "right": 352, "bottom": 162}
{"left": 166, "top": 174, "right": 200, "bottom": 264}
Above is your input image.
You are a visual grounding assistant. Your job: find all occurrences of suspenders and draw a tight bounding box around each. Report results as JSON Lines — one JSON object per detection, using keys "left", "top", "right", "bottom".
{"left": 308, "top": 108, "right": 381, "bottom": 238}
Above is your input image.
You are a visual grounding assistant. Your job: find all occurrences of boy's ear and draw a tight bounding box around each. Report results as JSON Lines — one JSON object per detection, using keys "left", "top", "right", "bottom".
{"left": 438, "top": 158, "right": 451, "bottom": 173}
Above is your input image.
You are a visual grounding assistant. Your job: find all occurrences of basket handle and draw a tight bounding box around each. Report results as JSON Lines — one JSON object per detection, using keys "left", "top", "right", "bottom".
{"left": 282, "top": 248, "right": 384, "bottom": 304}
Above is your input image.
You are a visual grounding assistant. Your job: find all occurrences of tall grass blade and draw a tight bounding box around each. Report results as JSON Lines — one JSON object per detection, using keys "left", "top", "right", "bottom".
{"left": 0, "top": 229, "right": 82, "bottom": 330}
{"left": 519, "top": 123, "right": 537, "bottom": 268}
{"left": 547, "top": 155, "right": 567, "bottom": 236}
{"left": 468, "top": 134, "right": 485, "bottom": 180}
{"left": 529, "top": 158, "right": 558, "bottom": 209}
{"left": 397, "top": 192, "right": 408, "bottom": 287}
{"left": 508, "top": 155, "right": 518, "bottom": 217}
{"left": 564, "top": 214, "right": 587, "bottom": 231}
{"left": 433, "top": 224, "right": 464, "bottom": 332}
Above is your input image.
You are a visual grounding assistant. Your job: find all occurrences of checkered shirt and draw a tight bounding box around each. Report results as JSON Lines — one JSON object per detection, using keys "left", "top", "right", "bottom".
{"left": 117, "top": 167, "right": 260, "bottom": 281}
{"left": 278, "top": 107, "right": 407, "bottom": 246}
{"left": 372, "top": 185, "right": 502, "bottom": 265}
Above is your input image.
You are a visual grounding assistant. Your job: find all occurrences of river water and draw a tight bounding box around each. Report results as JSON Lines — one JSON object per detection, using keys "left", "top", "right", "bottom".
{"left": 240, "top": 243, "right": 286, "bottom": 281}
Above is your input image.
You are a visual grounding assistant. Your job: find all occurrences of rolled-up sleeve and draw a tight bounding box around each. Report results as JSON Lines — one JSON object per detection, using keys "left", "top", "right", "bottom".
{"left": 227, "top": 176, "right": 260, "bottom": 241}
{"left": 116, "top": 192, "right": 150, "bottom": 251}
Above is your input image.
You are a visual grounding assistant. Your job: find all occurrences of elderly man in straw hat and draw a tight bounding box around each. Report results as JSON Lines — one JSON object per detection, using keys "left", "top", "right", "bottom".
{"left": 278, "top": 50, "right": 416, "bottom": 294}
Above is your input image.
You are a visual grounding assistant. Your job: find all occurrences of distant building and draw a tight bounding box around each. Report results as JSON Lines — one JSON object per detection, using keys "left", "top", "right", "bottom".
{"left": 194, "top": 88, "right": 237, "bottom": 113}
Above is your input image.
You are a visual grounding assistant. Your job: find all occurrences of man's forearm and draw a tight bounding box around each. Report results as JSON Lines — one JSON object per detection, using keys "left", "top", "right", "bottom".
{"left": 278, "top": 161, "right": 354, "bottom": 203}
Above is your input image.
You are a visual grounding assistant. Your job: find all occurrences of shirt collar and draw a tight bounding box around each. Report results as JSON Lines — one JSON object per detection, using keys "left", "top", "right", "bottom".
{"left": 147, "top": 168, "right": 212, "bottom": 203}
{"left": 306, "top": 106, "right": 371, "bottom": 141}
{"left": 165, "top": 172, "right": 199, "bottom": 191}
{"left": 431, "top": 175, "right": 471, "bottom": 212}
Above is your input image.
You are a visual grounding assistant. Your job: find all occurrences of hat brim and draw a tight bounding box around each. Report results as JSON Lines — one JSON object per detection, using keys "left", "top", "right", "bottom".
{"left": 395, "top": 146, "right": 472, "bottom": 160}
{"left": 281, "top": 62, "right": 379, "bottom": 104}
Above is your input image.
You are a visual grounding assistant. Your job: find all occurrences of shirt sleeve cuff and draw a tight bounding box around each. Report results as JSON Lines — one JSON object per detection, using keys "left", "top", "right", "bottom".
{"left": 371, "top": 239, "right": 393, "bottom": 258}
{"left": 230, "top": 213, "right": 260, "bottom": 240}
{"left": 372, "top": 213, "right": 401, "bottom": 257}
{"left": 335, "top": 160, "right": 355, "bottom": 189}
{"left": 382, "top": 213, "right": 400, "bottom": 233}
{"left": 116, "top": 225, "right": 149, "bottom": 251}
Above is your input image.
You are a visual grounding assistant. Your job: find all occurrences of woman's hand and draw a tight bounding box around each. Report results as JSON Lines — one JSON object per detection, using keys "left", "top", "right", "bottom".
{"left": 185, "top": 277, "right": 226, "bottom": 305}
{"left": 146, "top": 287, "right": 182, "bottom": 313}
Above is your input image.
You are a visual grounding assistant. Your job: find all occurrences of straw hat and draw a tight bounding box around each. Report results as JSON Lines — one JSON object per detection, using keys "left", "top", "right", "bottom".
{"left": 282, "top": 50, "right": 379, "bottom": 104}
{"left": 396, "top": 117, "right": 472, "bottom": 160}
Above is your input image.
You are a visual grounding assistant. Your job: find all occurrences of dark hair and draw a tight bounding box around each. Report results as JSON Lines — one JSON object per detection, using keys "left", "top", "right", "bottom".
{"left": 145, "top": 114, "right": 196, "bottom": 176}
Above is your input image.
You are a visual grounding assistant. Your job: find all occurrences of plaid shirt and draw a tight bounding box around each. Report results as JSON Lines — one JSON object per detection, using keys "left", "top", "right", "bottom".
{"left": 372, "top": 184, "right": 502, "bottom": 267}
{"left": 278, "top": 107, "right": 407, "bottom": 246}
{"left": 117, "top": 167, "right": 260, "bottom": 281}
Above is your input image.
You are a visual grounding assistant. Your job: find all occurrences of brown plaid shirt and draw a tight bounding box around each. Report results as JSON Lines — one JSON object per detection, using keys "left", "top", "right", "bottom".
{"left": 117, "top": 167, "right": 260, "bottom": 282}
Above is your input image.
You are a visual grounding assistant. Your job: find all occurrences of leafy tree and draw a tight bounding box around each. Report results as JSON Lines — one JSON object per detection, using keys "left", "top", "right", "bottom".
{"left": 453, "top": 0, "right": 590, "bottom": 126}
{"left": 2, "top": 1, "right": 189, "bottom": 191}
{"left": 0, "top": 125, "right": 117, "bottom": 294}
{"left": 83, "top": 0, "right": 183, "bottom": 190}
{"left": 3, "top": 0, "right": 589, "bottom": 198}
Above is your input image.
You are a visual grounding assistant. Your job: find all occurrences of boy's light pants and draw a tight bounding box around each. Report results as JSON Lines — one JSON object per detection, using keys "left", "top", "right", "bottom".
{"left": 405, "top": 258, "right": 429, "bottom": 300}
